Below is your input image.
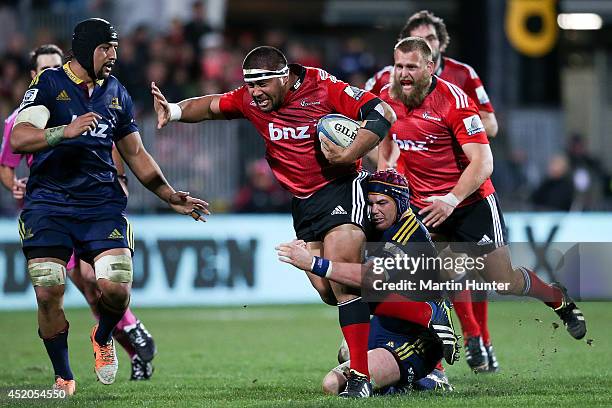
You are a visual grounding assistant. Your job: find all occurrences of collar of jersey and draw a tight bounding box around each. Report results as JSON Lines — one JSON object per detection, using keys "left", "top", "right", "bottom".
{"left": 399, "top": 208, "right": 414, "bottom": 220}
{"left": 63, "top": 62, "right": 105, "bottom": 86}
{"left": 427, "top": 76, "right": 438, "bottom": 96}
{"left": 289, "top": 64, "right": 306, "bottom": 91}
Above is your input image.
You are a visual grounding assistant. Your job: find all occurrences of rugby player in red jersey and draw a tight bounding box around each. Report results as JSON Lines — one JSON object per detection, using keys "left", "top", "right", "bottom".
{"left": 378, "top": 38, "right": 586, "bottom": 357}
{"left": 366, "top": 10, "right": 497, "bottom": 138}
{"left": 367, "top": 10, "right": 499, "bottom": 371}
{"left": 152, "top": 46, "right": 397, "bottom": 397}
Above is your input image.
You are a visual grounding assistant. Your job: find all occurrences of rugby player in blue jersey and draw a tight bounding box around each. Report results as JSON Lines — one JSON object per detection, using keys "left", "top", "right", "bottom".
{"left": 323, "top": 315, "right": 452, "bottom": 395}
{"left": 278, "top": 169, "right": 456, "bottom": 394}
{"left": 11, "top": 18, "right": 209, "bottom": 394}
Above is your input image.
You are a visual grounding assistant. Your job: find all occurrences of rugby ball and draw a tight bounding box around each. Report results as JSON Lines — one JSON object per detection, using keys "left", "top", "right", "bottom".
{"left": 317, "top": 114, "right": 360, "bottom": 148}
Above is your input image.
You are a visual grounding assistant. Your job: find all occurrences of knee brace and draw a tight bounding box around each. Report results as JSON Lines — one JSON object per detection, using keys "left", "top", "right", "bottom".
{"left": 28, "top": 262, "right": 66, "bottom": 287}
{"left": 94, "top": 254, "right": 133, "bottom": 283}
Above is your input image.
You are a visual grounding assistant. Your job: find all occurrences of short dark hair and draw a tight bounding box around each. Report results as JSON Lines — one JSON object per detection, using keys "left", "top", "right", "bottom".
{"left": 394, "top": 37, "right": 432, "bottom": 61}
{"left": 242, "top": 46, "right": 287, "bottom": 71}
{"left": 398, "top": 10, "right": 450, "bottom": 51}
{"left": 29, "top": 44, "right": 64, "bottom": 71}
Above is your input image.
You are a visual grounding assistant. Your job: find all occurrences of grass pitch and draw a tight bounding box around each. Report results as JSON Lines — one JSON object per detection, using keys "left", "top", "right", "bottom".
{"left": 1, "top": 302, "right": 611, "bottom": 407}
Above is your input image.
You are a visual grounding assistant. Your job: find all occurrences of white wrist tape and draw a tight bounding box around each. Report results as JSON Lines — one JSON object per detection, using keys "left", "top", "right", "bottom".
{"left": 168, "top": 103, "right": 182, "bottom": 121}
{"left": 426, "top": 193, "right": 460, "bottom": 208}
{"left": 439, "top": 193, "right": 460, "bottom": 207}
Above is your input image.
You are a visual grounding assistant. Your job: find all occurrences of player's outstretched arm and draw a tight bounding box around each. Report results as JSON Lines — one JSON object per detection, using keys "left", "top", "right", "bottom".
{"left": 11, "top": 112, "right": 101, "bottom": 153}
{"left": 276, "top": 240, "right": 365, "bottom": 288}
{"left": 116, "top": 131, "right": 210, "bottom": 221}
{"left": 151, "top": 82, "right": 225, "bottom": 129}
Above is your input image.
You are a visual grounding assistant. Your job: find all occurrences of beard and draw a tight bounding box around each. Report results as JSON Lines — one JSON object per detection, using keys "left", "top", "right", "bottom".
{"left": 390, "top": 73, "right": 431, "bottom": 109}
{"left": 96, "top": 62, "right": 114, "bottom": 80}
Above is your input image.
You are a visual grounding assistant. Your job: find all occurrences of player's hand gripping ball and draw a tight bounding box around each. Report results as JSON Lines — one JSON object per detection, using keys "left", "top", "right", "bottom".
{"left": 317, "top": 114, "right": 360, "bottom": 149}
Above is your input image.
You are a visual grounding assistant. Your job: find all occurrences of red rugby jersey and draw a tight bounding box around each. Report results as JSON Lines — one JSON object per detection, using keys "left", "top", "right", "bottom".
{"left": 219, "top": 64, "right": 377, "bottom": 197}
{"left": 379, "top": 76, "right": 495, "bottom": 208}
{"left": 365, "top": 56, "right": 494, "bottom": 112}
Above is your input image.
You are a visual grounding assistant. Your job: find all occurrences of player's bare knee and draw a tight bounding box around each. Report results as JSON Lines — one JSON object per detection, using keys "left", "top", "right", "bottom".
{"left": 35, "top": 286, "right": 64, "bottom": 312}
{"left": 495, "top": 280, "right": 515, "bottom": 295}
{"left": 310, "top": 280, "right": 337, "bottom": 305}
{"left": 98, "top": 282, "right": 130, "bottom": 307}
{"left": 322, "top": 371, "right": 344, "bottom": 395}
{"left": 319, "top": 291, "right": 338, "bottom": 306}
{"left": 308, "top": 282, "right": 337, "bottom": 305}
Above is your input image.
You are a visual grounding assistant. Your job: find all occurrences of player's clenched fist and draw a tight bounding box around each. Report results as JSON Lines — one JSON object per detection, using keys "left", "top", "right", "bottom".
{"left": 64, "top": 112, "right": 102, "bottom": 138}
{"left": 319, "top": 134, "right": 350, "bottom": 165}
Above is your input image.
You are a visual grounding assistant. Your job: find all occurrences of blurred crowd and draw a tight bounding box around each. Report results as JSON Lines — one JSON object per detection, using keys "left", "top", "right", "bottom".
{"left": 0, "top": 1, "right": 610, "bottom": 214}
{"left": 0, "top": 2, "right": 382, "bottom": 120}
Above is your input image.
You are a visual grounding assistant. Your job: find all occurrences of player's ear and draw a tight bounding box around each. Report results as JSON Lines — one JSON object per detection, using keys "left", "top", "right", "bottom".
{"left": 426, "top": 60, "right": 434, "bottom": 75}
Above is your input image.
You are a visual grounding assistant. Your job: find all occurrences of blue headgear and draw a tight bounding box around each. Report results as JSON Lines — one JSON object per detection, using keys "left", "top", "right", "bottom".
{"left": 368, "top": 169, "right": 410, "bottom": 222}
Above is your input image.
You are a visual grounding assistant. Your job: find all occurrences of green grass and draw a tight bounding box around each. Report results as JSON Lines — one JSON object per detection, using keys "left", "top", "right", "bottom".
{"left": 0, "top": 302, "right": 611, "bottom": 407}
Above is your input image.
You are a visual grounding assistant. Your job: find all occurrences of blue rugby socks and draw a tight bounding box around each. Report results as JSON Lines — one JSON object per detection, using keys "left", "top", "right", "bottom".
{"left": 40, "top": 322, "right": 74, "bottom": 381}
{"left": 95, "top": 296, "right": 126, "bottom": 345}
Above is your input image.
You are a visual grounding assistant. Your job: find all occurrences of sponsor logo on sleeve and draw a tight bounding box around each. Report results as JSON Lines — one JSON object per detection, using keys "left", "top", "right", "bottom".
{"left": 317, "top": 68, "right": 338, "bottom": 83}
{"left": 343, "top": 86, "right": 365, "bottom": 100}
{"left": 19, "top": 89, "right": 39, "bottom": 108}
{"left": 475, "top": 86, "right": 490, "bottom": 104}
{"left": 463, "top": 114, "right": 485, "bottom": 136}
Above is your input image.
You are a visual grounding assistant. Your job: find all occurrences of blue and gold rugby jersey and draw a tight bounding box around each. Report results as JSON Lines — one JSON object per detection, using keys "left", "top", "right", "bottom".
{"left": 376, "top": 208, "right": 433, "bottom": 246}
{"left": 369, "top": 208, "right": 440, "bottom": 301}
{"left": 19, "top": 63, "right": 138, "bottom": 214}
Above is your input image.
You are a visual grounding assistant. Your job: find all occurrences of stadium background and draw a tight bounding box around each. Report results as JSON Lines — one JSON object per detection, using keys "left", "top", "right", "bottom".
{"left": 0, "top": 1, "right": 611, "bottom": 406}
{"left": 0, "top": 0, "right": 610, "bottom": 307}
